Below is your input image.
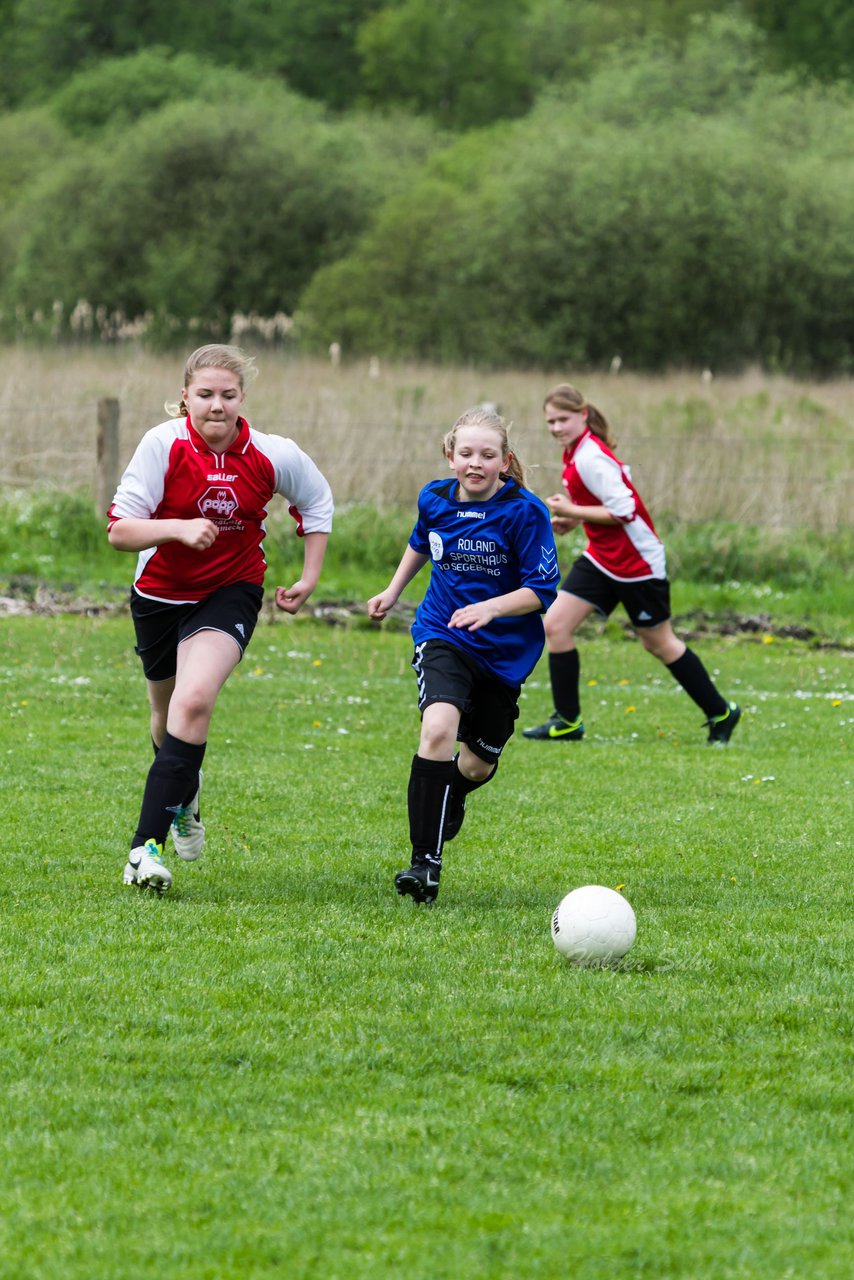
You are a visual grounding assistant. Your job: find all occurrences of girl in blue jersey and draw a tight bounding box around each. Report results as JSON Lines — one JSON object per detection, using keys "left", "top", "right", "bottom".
{"left": 368, "top": 407, "right": 560, "bottom": 904}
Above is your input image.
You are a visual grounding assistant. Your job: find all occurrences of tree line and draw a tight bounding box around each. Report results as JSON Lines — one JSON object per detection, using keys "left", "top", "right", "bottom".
{"left": 1, "top": 2, "right": 853, "bottom": 371}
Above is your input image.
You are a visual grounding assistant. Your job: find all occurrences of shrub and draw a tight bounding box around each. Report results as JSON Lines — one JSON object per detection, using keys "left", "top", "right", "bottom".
{"left": 299, "top": 21, "right": 854, "bottom": 373}
{"left": 5, "top": 84, "right": 442, "bottom": 339}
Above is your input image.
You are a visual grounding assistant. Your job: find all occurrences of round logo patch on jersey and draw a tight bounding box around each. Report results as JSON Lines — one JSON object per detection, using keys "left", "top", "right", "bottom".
{"left": 428, "top": 531, "right": 444, "bottom": 561}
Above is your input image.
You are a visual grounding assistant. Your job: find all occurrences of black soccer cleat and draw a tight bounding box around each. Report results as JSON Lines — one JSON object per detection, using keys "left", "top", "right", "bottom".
{"left": 522, "top": 713, "right": 585, "bottom": 741}
{"left": 705, "top": 702, "right": 742, "bottom": 744}
{"left": 395, "top": 863, "right": 440, "bottom": 905}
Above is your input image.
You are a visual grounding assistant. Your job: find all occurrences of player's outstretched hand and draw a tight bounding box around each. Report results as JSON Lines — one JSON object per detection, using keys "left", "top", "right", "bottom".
{"left": 448, "top": 601, "right": 498, "bottom": 632}
{"left": 275, "top": 580, "right": 314, "bottom": 614}
{"left": 179, "top": 518, "right": 219, "bottom": 550}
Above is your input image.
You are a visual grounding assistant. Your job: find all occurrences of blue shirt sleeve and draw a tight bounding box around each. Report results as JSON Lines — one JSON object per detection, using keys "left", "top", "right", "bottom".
{"left": 512, "top": 494, "right": 560, "bottom": 611}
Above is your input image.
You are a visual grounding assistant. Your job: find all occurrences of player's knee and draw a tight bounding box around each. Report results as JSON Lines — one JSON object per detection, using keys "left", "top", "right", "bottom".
{"left": 467, "top": 759, "right": 496, "bottom": 784}
{"left": 168, "top": 691, "right": 214, "bottom": 739}
{"left": 418, "top": 722, "right": 456, "bottom": 759}
{"left": 544, "top": 614, "right": 573, "bottom": 645}
{"left": 458, "top": 745, "right": 497, "bottom": 783}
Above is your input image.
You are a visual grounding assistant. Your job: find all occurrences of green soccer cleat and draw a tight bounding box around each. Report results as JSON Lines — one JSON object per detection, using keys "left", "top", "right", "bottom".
{"left": 522, "top": 713, "right": 585, "bottom": 741}
{"left": 705, "top": 702, "right": 742, "bottom": 744}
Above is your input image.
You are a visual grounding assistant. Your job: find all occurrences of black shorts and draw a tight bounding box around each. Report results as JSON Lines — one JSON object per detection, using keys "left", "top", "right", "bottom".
{"left": 130, "top": 582, "right": 264, "bottom": 681}
{"left": 412, "top": 638, "right": 520, "bottom": 763}
{"left": 562, "top": 556, "right": 671, "bottom": 629}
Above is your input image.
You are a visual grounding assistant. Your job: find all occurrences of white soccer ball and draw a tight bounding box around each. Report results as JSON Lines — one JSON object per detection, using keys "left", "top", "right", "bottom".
{"left": 551, "top": 885, "right": 636, "bottom": 964}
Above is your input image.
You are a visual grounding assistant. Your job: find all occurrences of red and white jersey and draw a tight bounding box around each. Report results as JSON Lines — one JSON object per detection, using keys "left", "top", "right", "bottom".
{"left": 107, "top": 415, "right": 334, "bottom": 602}
{"left": 562, "top": 430, "right": 666, "bottom": 581}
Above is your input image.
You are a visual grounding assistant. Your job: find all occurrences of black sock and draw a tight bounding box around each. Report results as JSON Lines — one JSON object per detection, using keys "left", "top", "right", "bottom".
{"left": 549, "top": 650, "right": 581, "bottom": 722}
{"left": 666, "top": 649, "right": 727, "bottom": 719}
{"left": 132, "top": 732, "right": 207, "bottom": 851}
{"left": 408, "top": 755, "right": 456, "bottom": 867}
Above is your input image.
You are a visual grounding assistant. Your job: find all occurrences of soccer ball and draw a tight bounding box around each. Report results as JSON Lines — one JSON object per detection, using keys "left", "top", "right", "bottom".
{"left": 551, "top": 885, "right": 636, "bottom": 964}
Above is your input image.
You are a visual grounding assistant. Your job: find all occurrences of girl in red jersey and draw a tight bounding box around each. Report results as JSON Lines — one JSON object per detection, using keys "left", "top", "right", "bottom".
{"left": 108, "top": 344, "right": 333, "bottom": 891}
{"left": 522, "top": 382, "right": 740, "bottom": 745}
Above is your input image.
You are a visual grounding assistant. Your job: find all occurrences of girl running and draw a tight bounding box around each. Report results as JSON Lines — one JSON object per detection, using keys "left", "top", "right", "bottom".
{"left": 523, "top": 382, "right": 740, "bottom": 745}
{"left": 368, "top": 407, "right": 560, "bottom": 904}
{"left": 108, "top": 343, "right": 333, "bottom": 892}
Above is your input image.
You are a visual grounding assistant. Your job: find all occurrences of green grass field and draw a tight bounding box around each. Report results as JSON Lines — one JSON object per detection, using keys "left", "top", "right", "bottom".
{"left": 1, "top": 614, "right": 852, "bottom": 1278}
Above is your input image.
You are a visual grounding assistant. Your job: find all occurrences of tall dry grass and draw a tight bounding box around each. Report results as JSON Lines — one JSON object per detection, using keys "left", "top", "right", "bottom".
{"left": 1, "top": 346, "right": 850, "bottom": 530}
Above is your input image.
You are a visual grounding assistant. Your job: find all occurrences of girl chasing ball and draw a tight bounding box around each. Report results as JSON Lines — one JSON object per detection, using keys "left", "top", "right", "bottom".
{"left": 108, "top": 344, "right": 333, "bottom": 892}
{"left": 368, "top": 407, "right": 560, "bottom": 904}
{"left": 523, "top": 382, "right": 740, "bottom": 745}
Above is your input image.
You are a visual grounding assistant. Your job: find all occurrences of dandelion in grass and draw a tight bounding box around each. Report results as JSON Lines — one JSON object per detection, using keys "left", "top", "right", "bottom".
{"left": 625, "top": 705, "right": 636, "bottom": 714}
{"left": 312, "top": 659, "right": 322, "bottom": 667}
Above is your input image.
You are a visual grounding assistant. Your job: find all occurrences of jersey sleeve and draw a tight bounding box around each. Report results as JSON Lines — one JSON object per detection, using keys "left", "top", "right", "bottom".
{"left": 264, "top": 436, "right": 334, "bottom": 535}
{"left": 408, "top": 487, "right": 431, "bottom": 555}
{"left": 106, "top": 424, "right": 172, "bottom": 527}
{"left": 575, "top": 447, "right": 637, "bottom": 522}
{"left": 512, "top": 496, "right": 561, "bottom": 611}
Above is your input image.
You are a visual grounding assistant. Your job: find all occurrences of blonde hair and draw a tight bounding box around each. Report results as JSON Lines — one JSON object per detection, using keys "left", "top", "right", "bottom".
{"left": 443, "top": 407, "right": 527, "bottom": 487}
{"left": 543, "top": 382, "right": 616, "bottom": 447}
{"left": 166, "top": 343, "right": 258, "bottom": 418}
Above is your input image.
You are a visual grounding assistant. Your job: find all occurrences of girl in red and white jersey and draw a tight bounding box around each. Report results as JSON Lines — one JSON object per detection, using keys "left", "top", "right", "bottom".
{"left": 108, "top": 343, "right": 333, "bottom": 892}
{"left": 523, "top": 382, "right": 740, "bottom": 745}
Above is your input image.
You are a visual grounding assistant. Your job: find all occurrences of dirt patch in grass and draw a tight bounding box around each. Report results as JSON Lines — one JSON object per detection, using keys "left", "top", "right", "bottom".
{"left": 3, "top": 579, "right": 847, "bottom": 650}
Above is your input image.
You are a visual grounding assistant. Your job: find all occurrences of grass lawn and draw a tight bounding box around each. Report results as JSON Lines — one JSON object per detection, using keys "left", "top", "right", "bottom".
{"left": 0, "top": 615, "right": 851, "bottom": 1278}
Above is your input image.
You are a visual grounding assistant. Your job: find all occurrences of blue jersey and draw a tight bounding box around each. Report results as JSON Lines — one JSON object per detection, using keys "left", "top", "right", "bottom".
{"left": 409, "top": 477, "right": 560, "bottom": 687}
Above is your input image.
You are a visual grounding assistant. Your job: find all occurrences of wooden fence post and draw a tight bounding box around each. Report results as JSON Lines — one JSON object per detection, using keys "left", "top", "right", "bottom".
{"left": 96, "top": 397, "right": 120, "bottom": 517}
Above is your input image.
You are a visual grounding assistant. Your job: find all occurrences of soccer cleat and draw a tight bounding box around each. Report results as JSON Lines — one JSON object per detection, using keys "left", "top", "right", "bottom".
{"left": 522, "top": 713, "right": 585, "bottom": 741}
{"left": 705, "top": 702, "right": 742, "bottom": 744}
{"left": 395, "top": 862, "right": 441, "bottom": 905}
{"left": 171, "top": 770, "right": 205, "bottom": 862}
{"left": 123, "top": 839, "right": 173, "bottom": 893}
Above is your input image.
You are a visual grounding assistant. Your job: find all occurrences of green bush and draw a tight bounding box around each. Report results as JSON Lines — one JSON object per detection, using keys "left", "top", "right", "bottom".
{"left": 5, "top": 83, "right": 442, "bottom": 335}
{"left": 47, "top": 48, "right": 274, "bottom": 136}
{"left": 299, "top": 20, "right": 854, "bottom": 372}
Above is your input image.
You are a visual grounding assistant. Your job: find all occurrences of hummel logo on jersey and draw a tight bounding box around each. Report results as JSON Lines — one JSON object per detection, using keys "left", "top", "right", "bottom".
{"left": 235, "top": 622, "right": 245, "bottom": 637}
{"left": 538, "top": 545, "right": 559, "bottom": 578}
{"left": 456, "top": 509, "right": 485, "bottom": 519}
{"left": 637, "top": 610, "right": 652, "bottom": 621}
